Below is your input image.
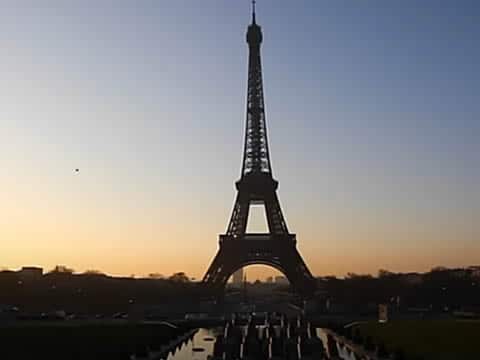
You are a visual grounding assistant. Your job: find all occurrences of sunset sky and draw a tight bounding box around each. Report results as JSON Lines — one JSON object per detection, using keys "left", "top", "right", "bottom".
{"left": 1, "top": 1, "right": 479, "bottom": 280}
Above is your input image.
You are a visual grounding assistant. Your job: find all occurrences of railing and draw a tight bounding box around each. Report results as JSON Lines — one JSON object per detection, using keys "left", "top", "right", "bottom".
{"left": 219, "top": 233, "right": 296, "bottom": 245}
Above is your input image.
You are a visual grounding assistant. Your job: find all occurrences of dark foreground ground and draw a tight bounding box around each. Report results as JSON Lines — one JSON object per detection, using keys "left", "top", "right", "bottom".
{"left": 0, "top": 320, "right": 195, "bottom": 360}
{"left": 357, "top": 319, "right": 480, "bottom": 360}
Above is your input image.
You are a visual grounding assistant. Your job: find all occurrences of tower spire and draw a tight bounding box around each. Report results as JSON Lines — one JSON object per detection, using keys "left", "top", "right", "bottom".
{"left": 252, "top": 0, "right": 256, "bottom": 24}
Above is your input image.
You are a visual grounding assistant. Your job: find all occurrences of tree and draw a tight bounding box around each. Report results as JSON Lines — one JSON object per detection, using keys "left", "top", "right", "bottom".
{"left": 378, "top": 269, "right": 394, "bottom": 278}
{"left": 148, "top": 273, "right": 165, "bottom": 279}
{"left": 392, "top": 348, "right": 406, "bottom": 360}
{"left": 353, "top": 328, "right": 363, "bottom": 345}
{"left": 364, "top": 335, "right": 375, "bottom": 351}
{"left": 168, "top": 272, "right": 190, "bottom": 283}
{"left": 344, "top": 326, "right": 353, "bottom": 340}
{"left": 83, "top": 270, "right": 105, "bottom": 276}
{"left": 346, "top": 272, "right": 373, "bottom": 279}
{"left": 50, "top": 265, "right": 74, "bottom": 274}
{"left": 377, "top": 341, "right": 389, "bottom": 358}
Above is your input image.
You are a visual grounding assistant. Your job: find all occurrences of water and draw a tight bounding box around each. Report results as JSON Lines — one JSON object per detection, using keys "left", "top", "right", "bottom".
{"left": 167, "top": 327, "right": 329, "bottom": 360}
{"left": 166, "top": 328, "right": 220, "bottom": 360}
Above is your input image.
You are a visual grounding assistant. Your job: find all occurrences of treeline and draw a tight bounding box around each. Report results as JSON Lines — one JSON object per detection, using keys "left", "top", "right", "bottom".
{"left": 319, "top": 266, "right": 480, "bottom": 313}
{"left": 2, "top": 265, "right": 479, "bottom": 314}
{"left": 0, "top": 268, "right": 200, "bottom": 314}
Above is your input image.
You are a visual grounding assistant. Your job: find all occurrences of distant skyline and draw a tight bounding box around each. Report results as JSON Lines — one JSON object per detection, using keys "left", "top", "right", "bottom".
{"left": 1, "top": 1, "right": 479, "bottom": 280}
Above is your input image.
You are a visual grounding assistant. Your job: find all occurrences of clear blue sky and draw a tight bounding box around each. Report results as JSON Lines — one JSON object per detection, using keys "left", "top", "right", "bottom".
{"left": 1, "top": 1, "right": 479, "bottom": 278}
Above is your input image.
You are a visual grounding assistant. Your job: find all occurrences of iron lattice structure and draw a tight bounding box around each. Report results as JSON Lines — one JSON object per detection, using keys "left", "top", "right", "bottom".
{"left": 203, "top": 7, "right": 316, "bottom": 297}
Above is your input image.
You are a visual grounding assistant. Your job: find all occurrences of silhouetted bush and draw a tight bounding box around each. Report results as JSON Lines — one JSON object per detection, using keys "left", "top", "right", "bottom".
{"left": 344, "top": 326, "right": 353, "bottom": 339}
{"left": 336, "top": 325, "right": 345, "bottom": 336}
{"left": 412, "top": 356, "right": 425, "bottom": 360}
{"left": 392, "top": 348, "right": 406, "bottom": 360}
{"left": 377, "top": 341, "right": 389, "bottom": 358}
{"left": 364, "top": 335, "right": 375, "bottom": 351}
{"left": 353, "top": 328, "right": 363, "bottom": 345}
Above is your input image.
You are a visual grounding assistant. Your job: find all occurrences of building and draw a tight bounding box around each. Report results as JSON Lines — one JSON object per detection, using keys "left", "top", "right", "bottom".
{"left": 275, "top": 276, "right": 289, "bottom": 285}
{"left": 451, "top": 269, "right": 468, "bottom": 278}
{"left": 0, "top": 304, "right": 18, "bottom": 324}
{"left": 18, "top": 266, "right": 43, "bottom": 281}
{"left": 232, "top": 268, "right": 244, "bottom": 287}
{"left": 400, "top": 272, "right": 423, "bottom": 285}
{"left": 468, "top": 266, "right": 480, "bottom": 278}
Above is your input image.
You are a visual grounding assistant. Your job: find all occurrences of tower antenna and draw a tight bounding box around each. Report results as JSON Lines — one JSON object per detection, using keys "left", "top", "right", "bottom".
{"left": 252, "top": 0, "right": 256, "bottom": 24}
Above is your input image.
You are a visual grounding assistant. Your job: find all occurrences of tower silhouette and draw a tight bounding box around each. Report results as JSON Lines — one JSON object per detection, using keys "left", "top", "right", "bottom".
{"left": 202, "top": 3, "right": 316, "bottom": 297}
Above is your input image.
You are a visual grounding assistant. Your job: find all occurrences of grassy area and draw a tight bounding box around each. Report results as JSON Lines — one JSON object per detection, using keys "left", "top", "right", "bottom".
{"left": 357, "top": 320, "right": 480, "bottom": 360}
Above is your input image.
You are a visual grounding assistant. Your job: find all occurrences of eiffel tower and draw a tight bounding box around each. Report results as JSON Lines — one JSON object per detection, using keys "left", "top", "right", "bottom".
{"left": 202, "top": 2, "right": 316, "bottom": 297}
